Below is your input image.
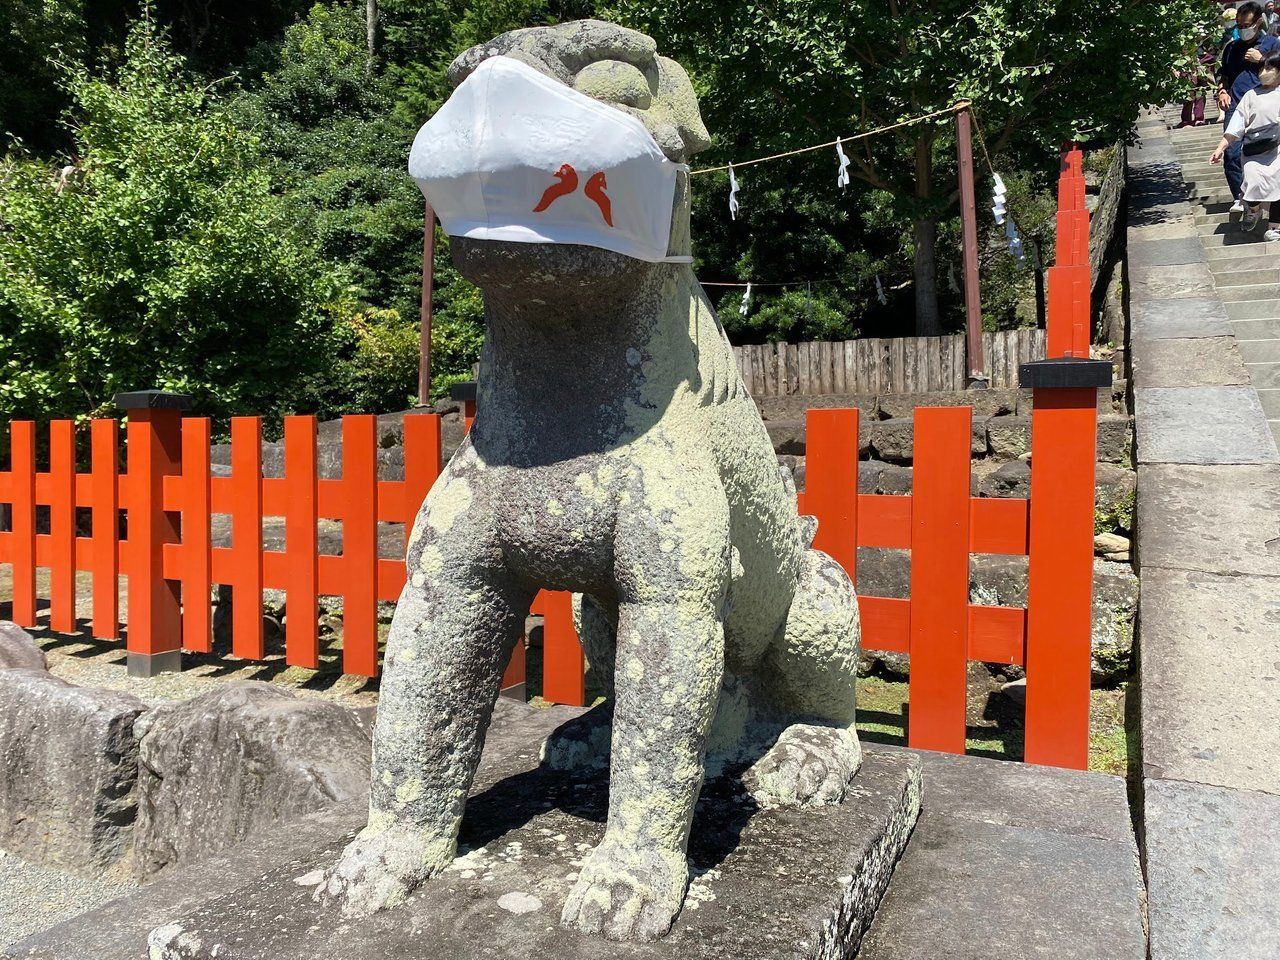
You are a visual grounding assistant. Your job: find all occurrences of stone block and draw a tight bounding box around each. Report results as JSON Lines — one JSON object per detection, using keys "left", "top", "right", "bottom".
{"left": 132, "top": 682, "right": 373, "bottom": 879}
{"left": 875, "top": 388, "right": 1018, "bottom": 420}
{"left": 1144, "top": 778, "right": 1280, "bottom": 959}
{"left": 0, "top": 670, "right": 146, "bottom": 877}
{"left": 1134, "top": 386, "right": 1279, "bottom": 464}
{"left": 1094, "top": 462, "right": 1137, "bottom": 525}
{"left": 1127, "top": 235, "right": 1208, "bottom": 267}
{"left": 1127, "top": 260, "right": 1217, "bottom": 301}
{"left": 1138, "top": 567, "right": 1280, "bottom": 795}
{"left": 0, "top": 622, "right": 46, "bottom": 671}
{"left": 1131, "top": 337, "right": 1249, "bottom": 389}
{"left": 143, "top": 749, "right": 920, "bottom": 960}
{"left": 754, "top": 393, "right": 878, "bottom": 422}
{"left": 765, "top": 418, "right": 806, "bottom": 455}
{"left": 969, "top": 557, "right": 1137, "bottom": 684}
{"left": 1130, "top": 298, "right": 1231, "bottom": 340}
{"left": 1096, "top": 414, "right": 1132, "bottom": 463}
{"left": 869, "top": 417, "right": 985, "bottom": 464}
{"left": 986, "top": 416, "right": 1030, "bottom": 459}
{"left": 975, "top": 458, "right": 1029, "bottom": 498}
{"left": 1135, "top": 463, "right": 1280, "bottom": 578}
{"left": 860, "top": 749, "right": 1145, "bottom": 960}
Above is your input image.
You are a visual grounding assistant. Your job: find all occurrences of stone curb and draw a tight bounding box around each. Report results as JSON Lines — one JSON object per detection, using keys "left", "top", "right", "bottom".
{"left": 1128, "top": 106, "right": 1280, "bottom": 960}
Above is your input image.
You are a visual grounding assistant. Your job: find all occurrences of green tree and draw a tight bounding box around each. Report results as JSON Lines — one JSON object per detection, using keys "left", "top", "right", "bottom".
{"left": 0, "top": 13, "right": 343, "bottom": 425}
{"left": 607, "top": 0, "right": 1204, "bottom": 335}
{"left": 0, "top": 0, "right": 87, "bottom": 151}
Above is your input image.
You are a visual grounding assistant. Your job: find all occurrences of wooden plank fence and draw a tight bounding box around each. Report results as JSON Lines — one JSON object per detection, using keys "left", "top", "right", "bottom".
{"left": 731, "top": 328, "right": 1046, "bottom": 397}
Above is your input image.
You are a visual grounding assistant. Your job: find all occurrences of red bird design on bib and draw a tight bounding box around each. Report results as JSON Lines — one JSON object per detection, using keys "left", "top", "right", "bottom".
{"left": 533, "top": 164, "right": 578, "bottom": 212}
{"left": 584, "top": 171, "right": 613, "bottom": 226}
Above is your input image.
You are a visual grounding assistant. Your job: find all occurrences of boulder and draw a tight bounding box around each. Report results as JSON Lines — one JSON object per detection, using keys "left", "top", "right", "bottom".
{"left": 1095, "top": 462, "right": 1137, "bottom": 529}
{"left": 976, "top": 459, "right": 1031, "bottom": 498}
{"left": 1094, "top": 532, "right": 1131, "bottom": 561}
{"left": 869, "top": 418, "right": 987, "bottom": 464}
{"left": 0, "top": 622, "right": 47, "bottom": 671}
{"left": 132, "top": 682, "right": 372, "bottom": 880}
{"left": 876, "top": 388, "right": 1018, "bottom": 420}
{"left": 986, "top": 416, "right": 1031, "bottom": 460}
{"left": 1096, "top": 415, "right": 1132, "bottom": 464}
{"left": 969, "top": 556, "right": 1138, "bottom": 685}
{"left": 765, "top": 419, "right": 806, "bottom": 456}
{"left": 755, "top": 393, "right": 878, "bottom": 422}
{"left": 0, "top": 670, "right": 146, "bottom": 877}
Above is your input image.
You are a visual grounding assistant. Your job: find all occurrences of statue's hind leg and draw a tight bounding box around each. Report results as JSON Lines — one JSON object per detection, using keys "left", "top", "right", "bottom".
{"left": 742, "top": 547, "right": 863, "bottom": 809}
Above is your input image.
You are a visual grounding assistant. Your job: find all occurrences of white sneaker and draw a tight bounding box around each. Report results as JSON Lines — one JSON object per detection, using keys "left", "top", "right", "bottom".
{"left": 1264, "top": 228, "right": 1280, "bottom": 242}
{"left": 1231, "top": 199, "right": 1246, "bottom": 213}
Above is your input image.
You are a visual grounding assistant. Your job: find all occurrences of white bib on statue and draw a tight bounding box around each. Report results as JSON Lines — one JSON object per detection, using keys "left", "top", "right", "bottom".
{"left": 409, "top": 55, "right": 688, "bottom": 264}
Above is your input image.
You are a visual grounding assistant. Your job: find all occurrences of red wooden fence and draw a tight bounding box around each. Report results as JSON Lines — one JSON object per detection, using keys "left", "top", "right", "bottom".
{"left": 0, "top": 147, "right": 1100, "bottom": 768}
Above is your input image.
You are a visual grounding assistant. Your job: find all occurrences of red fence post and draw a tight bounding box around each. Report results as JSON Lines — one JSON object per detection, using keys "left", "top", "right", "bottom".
{"left": 1023, "top": 381, "right": 1101, "bottom": 769}
{"left": 90, "top": 419, "right": 120, "bottom": 639}
{"left": 8, "top": 421, "right": 36, "bottom": 627}
{"left": 117, "top": 391, "right": 190, "bottom": 677}
{"left": 178, "top": 418, "right": 212, "bottom": 654}
{"left": 284, "top": 416, "right": 319, "bottom": 669}
{"left": 906, "top": 407, "right": 973, "bottom": 754}
{"left": 804, "top": 408, "right": 860, "bottom": 582}
{"left": 48, "top": 420, "right": 77, "bottom": 633}
{"left": 538, "top": 590, "right": 585, "bottom": 707}
{"left": 229, "top": 416, "right": 265, "bottom": 661}
{"left": 341, "top": 414, "right": 379, "bottom": 677}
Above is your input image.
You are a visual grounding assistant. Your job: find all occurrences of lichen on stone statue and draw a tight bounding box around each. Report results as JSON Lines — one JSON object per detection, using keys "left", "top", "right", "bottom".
{"left": 317, "top": 19, "right": 863, "bottom": 943}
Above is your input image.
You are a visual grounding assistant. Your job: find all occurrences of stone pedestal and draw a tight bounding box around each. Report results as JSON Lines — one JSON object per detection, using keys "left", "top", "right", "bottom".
{"left": 145, "top": 748, "right": 920, "bottom": 960}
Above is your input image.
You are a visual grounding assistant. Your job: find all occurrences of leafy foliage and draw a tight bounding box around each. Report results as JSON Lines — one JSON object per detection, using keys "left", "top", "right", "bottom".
{"left": 0, "top": 15, "right": 342, "bottom": 424}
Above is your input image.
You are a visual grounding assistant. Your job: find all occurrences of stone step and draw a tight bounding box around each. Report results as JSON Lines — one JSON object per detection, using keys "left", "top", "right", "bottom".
{"left": 1212, "top": 267, "right": 1280, "bottom": 288}
{"left": 1199, "top": 231, "right": 1275, "bottom": 251}
{"left": 1237, "top": 338, "right": 1280, "bottom": 363}
{"left": 1209, "top": 254, "right": 1278, "bottom": 275}
{"left": 1226, "top": 299, "right": 1280, "bottom": 321}
{"left": 1246, "top": 361, "right": 1280, "bottom": 388}
{"left": 1230, "top": 317, "right": 1280, "bottom": 341}
{"left": 1214, "top": 282, "right": 1280, "bottom": 302}
{"left": 1257, "top": 388, "right": 1280, "bottom": 419}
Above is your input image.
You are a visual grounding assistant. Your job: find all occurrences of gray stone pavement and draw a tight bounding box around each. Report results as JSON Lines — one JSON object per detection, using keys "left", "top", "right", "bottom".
{"left": 1127, "top": 107, "right": 1280, "bottom": 959}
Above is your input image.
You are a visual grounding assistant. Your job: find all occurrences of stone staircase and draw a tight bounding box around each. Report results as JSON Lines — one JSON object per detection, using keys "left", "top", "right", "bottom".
{"left": 1160, "top": 105, "right": 1280, "bottom": 444}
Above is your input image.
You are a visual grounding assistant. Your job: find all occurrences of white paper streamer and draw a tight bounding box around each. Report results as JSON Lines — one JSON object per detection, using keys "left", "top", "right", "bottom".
{"left": 875, "top": 274, "right": 887, "bottom": 305}
{"left": 739, "top": 282, "right": 752, "bottom": 317}
{"left": 835, "top": 138, "right": 850, "bottom": 190}
{"left": 728, "top": 164, "right": 740, "bottom": 220}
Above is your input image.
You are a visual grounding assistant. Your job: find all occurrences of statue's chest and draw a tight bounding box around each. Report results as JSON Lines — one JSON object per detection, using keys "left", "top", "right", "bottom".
{"left": 489, "top": 456, "right": 631, "bottom": 594}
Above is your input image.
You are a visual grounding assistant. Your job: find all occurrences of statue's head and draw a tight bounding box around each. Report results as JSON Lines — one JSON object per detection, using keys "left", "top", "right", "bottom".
{"left": 409, "top": 21, "right": 711, "bottom": 300}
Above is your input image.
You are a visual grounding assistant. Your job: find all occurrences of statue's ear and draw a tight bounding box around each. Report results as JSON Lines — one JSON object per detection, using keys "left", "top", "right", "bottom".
{"left": 654, "top": 57, "right": 711, "bottom": 158}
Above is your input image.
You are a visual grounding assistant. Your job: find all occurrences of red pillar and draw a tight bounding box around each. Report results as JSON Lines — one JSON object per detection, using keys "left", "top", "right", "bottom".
{"left": 117, "top": 391, "right": 190, "bottom": 676}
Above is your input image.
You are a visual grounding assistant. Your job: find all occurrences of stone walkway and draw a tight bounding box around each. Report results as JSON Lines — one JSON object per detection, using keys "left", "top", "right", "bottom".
{"left": 1161, "top": 105, "right": 1280, "bottom": 445}
{"left": 1128, "top": 108, "right": 1280, "bottom": 960}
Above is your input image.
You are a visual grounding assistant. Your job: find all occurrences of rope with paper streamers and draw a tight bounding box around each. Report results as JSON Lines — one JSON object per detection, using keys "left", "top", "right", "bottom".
{"left": 697, "top": 101, "right": 1032, "bottom": 317}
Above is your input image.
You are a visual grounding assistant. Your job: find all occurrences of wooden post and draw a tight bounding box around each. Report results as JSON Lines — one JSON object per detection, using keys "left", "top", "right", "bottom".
{"left": 8, "top": 421, "right": 36, "bottom": 628}
{"left": 116, "top": 390, "right": 191, "bottom": 677}
{"left": 537, "top": 590, "right": 585, "bottom": 707}
{"left": 956, "top": 105, "right": 985, "bottom": 385}
{"left": 418, "top": 202, "right": 436, "bottom": 406}
{"left": 906, "top": 406, "right": 973, "bottom": 754}
{"left": 804, "top": 408, "right": 860, "bottom": 583}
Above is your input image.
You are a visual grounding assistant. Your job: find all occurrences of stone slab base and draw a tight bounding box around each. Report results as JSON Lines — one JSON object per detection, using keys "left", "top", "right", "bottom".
{"left": 859, "top": 749, "right": 1146, "bottom": 960}
{"left": 144, "top": 749, "right": 921, "bottom": 960}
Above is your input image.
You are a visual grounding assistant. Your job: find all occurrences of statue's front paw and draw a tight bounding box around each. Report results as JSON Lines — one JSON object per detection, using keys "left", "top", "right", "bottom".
{"left": 315, "top": 822, "right": 454, "bottom": 919}
{"left": 742, "top": 723, "right": 862, "bottom": 809}
{"left": 561, "top": 840, "right": 688, "bottom": 941}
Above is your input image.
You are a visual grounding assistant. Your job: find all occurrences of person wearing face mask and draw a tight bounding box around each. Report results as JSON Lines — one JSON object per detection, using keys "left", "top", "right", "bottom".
{"left": 1216, "top": 2, "right": 1280, "bottom": 212}
{"left": 1210, "top": 54, "right": 1280, "bottom": 240}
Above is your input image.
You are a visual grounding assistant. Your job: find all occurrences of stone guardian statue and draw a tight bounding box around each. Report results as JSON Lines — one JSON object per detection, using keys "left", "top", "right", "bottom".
{"left": 317, "top": 19, "right": 863, "bottom": 943}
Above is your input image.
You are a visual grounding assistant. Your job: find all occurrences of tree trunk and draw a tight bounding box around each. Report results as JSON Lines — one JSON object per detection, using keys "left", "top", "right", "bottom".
{"left": 914, "top": 217, "right": 942, "bottom": 336}
{"left": 912, "top": 133, "right": 941, "bottom": 336}
{"left": 366, "top": 0, "right": 379, "bottom": 69}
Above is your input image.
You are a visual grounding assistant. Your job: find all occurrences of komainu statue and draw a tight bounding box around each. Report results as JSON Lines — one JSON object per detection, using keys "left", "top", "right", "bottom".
{"left": 318, "top": 19, "right": 862, "bottom": 943}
